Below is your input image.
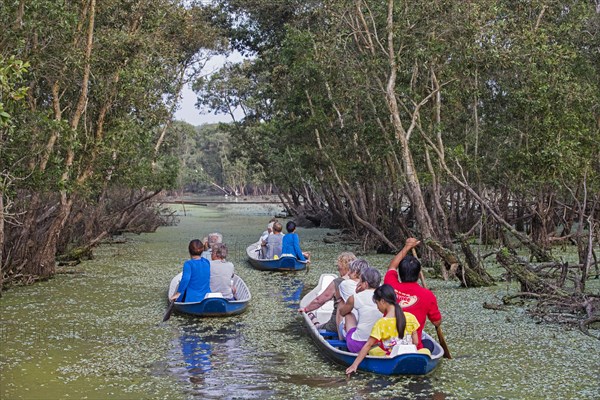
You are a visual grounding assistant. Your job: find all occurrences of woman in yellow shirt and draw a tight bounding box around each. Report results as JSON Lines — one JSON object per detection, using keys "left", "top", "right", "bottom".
{"left": 346, "top": 284, "right": 420, "bottom": 375}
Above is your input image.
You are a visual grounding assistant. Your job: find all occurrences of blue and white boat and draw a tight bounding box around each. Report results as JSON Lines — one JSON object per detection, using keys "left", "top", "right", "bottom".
{"left": 246, "top": 242, "right": 307, "bottom": 271}
{"left": 300, "top": 274, "right": 444, "bottom": 375}
{"left": 168, "top": 272, "right": 251, "bottom": 317}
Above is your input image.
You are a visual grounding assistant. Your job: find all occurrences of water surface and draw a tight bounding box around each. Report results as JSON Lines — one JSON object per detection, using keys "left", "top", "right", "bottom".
{"left": 1, "top": 202, "right": 598, "bottom": 399}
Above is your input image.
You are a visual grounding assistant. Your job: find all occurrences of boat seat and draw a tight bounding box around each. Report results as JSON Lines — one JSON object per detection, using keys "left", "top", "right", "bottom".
{"left": 204, "top": 292, "right": 224, "bottom": 299}
{"left": 319, "top": 330, "right": 337, "bottom": 338}
{"left": 422, "top": 338, "right": 435, "bottom": 353}
{"left": 326, "top": 339, "right": 348, "bottom": 350}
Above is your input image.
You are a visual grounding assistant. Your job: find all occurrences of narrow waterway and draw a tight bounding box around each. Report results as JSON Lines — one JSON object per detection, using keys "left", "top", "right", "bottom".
{"left": 1, "top": 202, "right": 598, "bottom": 399}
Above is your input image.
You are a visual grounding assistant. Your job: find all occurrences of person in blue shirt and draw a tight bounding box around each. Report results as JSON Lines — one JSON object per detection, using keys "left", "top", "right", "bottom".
{"left": 281, "top": 221, "right": 310, "bottom": 263}
{"left": 170, "top": 239, "right": 211, "bottom": 302}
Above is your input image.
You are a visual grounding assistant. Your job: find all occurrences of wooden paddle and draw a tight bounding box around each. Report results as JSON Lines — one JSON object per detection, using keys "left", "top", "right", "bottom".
{"left": 162, "top": 300, "right": 175, "bottom": 322}
{"left": 436, "top": 325, "right": 452, "bottom": 359}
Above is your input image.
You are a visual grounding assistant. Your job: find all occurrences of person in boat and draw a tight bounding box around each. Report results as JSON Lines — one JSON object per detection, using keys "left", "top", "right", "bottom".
{"left": 201, "top": 232, "right": 223, "bottom": 260}
{"left": 170, "top": 239, "right": 211, "bottom": 302}
{"left": 298, "top": 252, "right": 357, "bottom": 332}
{"left": 280, "top": 220, "right": 310, "bottom": 262}
{"left": 336, "top": 259, "right": 369, "bottom": 339}
{"left": 264, "top": 222, "right": 285, "bottom": 259}
{"left": 384, "top": 238, "right": 442, "bottom": 351}
{"left": 259, "top": 218, "right": 278, "bottom": 243}
{"left": 209, "top": 243, "right": 235, "bottom": 300}
{"left": 338, "top": 267, "right": 383, "bottom": 353}
{"left": 258, "top": 218, "right": 278, "bottom": 258}
{"left": 345, "top": 284, "right": 421, "bottom": 375}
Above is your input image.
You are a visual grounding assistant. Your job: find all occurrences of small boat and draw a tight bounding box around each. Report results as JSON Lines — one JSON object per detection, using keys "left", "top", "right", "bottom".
{"left": 168, "top": 272, "right": 251, "bottom": 317}
{"left": 246, "top": 242, "right": 308, "bottom": 271}
{"left": 300, "top": 274, "right": 444, "bottom": 375}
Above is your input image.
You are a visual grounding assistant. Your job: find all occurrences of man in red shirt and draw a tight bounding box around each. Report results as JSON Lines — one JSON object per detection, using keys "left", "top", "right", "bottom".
{"left": 384, "top": 238, "right": 442, "bottom": 350}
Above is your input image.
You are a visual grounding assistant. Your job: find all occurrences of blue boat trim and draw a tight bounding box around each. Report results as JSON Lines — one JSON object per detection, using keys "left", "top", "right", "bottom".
{"left": 301, "top": 273, "right": 444, "bottom": 376}
{"left": 167, "top": 272, "right": 251, "bottom": 317}
{"left": 246, "top": 242, "right": 307, "bottom": 271}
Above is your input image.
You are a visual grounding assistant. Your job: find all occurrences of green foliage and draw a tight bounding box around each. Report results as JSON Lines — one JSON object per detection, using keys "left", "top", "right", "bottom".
{"left": 171, "top": 121, "right": 266, "bottom": 193}
{"left": 0, "top": 0, "right": 224, "bottom": 198}
{"left": 0, "top": 56, "right": 29, "bottom": 128}
{"left": 200, "top": 0, "right": 599, "bottom": 242}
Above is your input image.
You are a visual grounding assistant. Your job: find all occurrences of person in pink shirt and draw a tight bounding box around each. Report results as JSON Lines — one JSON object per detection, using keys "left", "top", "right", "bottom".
{"left": 383, "top": 238, "right": 442, "bottom": 350}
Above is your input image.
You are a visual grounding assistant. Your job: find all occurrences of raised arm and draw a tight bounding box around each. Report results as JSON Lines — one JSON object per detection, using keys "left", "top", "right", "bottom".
{"left": 387, "top": 238, "right": 420, "bottom": 271}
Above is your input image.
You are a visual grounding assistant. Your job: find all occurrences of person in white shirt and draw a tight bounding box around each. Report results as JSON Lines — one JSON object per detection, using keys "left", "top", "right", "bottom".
{"left": 337, "top": 259, "right": 369, "bottom": 339}
{"left": 338, "top": 267, "right": 383, "bottom": 353}
{"left": 258, "top": 219, "right": 277, "bottom": 258}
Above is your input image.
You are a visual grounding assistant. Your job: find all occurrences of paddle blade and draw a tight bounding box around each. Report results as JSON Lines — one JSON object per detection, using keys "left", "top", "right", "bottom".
{"left": 162, "top": 300, "right": 175, "bottom": 322}
{"left": 436, "top": 326, "right": 452, "bottom": 359}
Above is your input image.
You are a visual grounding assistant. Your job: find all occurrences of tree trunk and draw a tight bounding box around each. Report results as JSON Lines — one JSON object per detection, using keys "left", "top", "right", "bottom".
{"left": 384, "top": 1, "right": 436, "bottom": 241}
{"left": 458, "top": 237, "right": 495, "bottom": 287}
{"left": 496, "top": 248, "right": 568, "bottom": 296}
{"left": 0, "top": 191, "right": 4, "bottom": 293}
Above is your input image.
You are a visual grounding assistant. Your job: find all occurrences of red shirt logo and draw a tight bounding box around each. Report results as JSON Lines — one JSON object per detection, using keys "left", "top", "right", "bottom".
{"left": 395, "top": 290, "right": 418, "bottom": 308}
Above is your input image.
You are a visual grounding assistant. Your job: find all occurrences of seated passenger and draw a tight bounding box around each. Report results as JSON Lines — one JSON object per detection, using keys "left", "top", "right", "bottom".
{"left": 281, "top": 221, "right": 310, "bottom": 262}
{"left": 201, "top": 232, "right": 223, "bottom": 260}
{"left": 258, "top": 218, "right": 278, "bottom": 243}
{"left": 170, "top": 239, "right": 211, "bottom": 302}
{"left": 338, "top": 267, "right": 383, "bottom": 353}
{"left": 265, "top": 222, "right": 285, "bottom": 259}
{"left": 209, "top": 243, "right": 235, "bottom": 300}
{"left": 298, "top": 252, "right": 357, "bottom": 332}
{"left": 345, "top": 284, "right": 421, "bottom": 376}
{"left": 336, "top": 259, "right": 369, "bottom": 339}
{"left": 258, "top": 222, "right": 274, "bottom": 258}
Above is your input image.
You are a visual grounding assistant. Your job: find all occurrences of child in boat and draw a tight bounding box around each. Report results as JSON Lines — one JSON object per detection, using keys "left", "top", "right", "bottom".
{"left": 345, "top": 284, "right": 421, "bottom": 375}
{"left": 336, "top": 259, "right": 368, "bottom": 339}
{"left": 299, "top": 252, "right": 357, "bottom": 332}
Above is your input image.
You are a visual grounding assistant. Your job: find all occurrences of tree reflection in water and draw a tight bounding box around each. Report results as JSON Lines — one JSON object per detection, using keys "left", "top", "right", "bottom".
{"left": 280, "top": 277, "right": 304, "bottom": 308}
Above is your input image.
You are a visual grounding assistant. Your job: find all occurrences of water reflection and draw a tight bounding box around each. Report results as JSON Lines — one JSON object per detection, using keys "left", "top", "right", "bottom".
{"left": 352, "top": 373, "right": 448, "bottom": 399}
{"left": 167, "top": 320, "right": 277, "bottom": 399}
{"left": 280, "top": 276, "right": 304, "bottom": 308}
{"left": 179, "top": 324, "right": 212, "bottom": 376}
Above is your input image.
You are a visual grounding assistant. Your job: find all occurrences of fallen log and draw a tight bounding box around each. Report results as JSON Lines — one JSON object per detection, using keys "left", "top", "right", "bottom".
{"left": 496, "top": 248, "right": 568, "bottom": 297}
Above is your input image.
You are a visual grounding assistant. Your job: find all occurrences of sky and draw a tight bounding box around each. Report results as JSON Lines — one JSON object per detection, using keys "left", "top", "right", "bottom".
{"left": 174, "top": 52, "right": 245, "bottom": 126}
